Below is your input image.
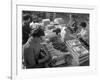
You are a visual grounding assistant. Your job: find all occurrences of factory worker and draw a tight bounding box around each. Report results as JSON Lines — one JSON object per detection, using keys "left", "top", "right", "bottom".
{"left": 23, "top": 28, "right": 50, "bottom": 68}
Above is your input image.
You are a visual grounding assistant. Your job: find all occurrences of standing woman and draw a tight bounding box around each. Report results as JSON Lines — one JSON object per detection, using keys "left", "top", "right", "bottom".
{"left": 22, "top": 14, "right": 33, "bottom": 44}
{"left": 77, "top": 22, "right": 89, "bottom": 49}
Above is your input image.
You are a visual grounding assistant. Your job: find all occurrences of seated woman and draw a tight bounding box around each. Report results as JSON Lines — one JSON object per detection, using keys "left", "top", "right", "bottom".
{"left": 23, "top": 28, "right": 50, "bottom": 68}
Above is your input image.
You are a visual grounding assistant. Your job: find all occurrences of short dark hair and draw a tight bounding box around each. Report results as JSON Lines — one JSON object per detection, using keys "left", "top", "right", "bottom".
{"left": 53, "top": 28, "right": 61, "bottom": 35}
{"left": 23, "top": 14, "right": 32, "bottom": 22}
{"left": 31, "top": 28, "right": 45, "bottom": 38}
{"left": 80, "top": 22, "right": 87, "bottom": 28}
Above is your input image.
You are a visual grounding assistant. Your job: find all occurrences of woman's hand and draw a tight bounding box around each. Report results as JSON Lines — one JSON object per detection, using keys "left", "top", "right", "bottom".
{"left": 38, "top": 50, "right": 50, "bottom": 64}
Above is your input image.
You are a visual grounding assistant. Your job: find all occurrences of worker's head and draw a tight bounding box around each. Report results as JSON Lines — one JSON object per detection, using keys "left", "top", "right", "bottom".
{"left": 80, "top": 22, "right": 87, "bottom": 28}
{"left": 31, "top": 27, "right": 45, "bottom": 37}
{"left": 23, "top": 14, "right": 32, "bottom": 24}
{"left": 30, "top": 28, "right": 45, "bottom": 43}
{"left": 52, "top": 28, "right": 61, "bottom": 35}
